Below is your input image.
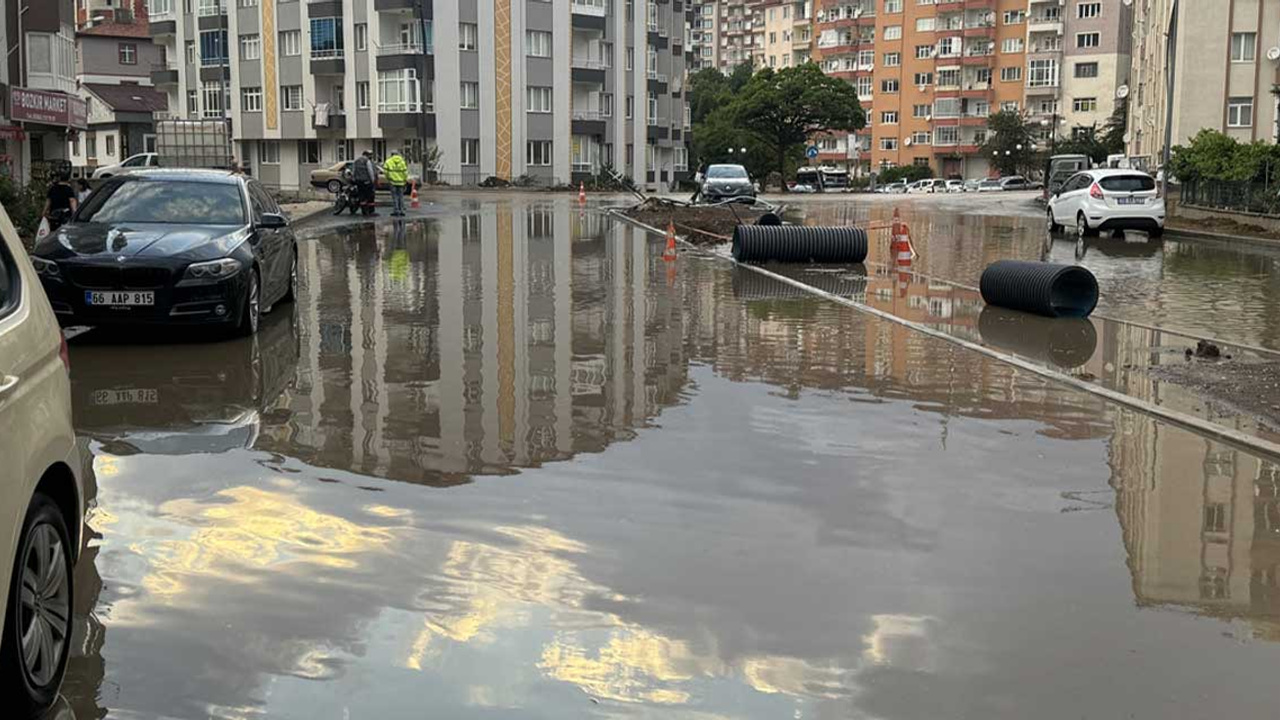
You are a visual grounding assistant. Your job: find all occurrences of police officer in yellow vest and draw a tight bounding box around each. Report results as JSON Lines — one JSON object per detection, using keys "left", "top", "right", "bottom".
{"left": 384, "top": 149, "right": 410, "bottom": 217}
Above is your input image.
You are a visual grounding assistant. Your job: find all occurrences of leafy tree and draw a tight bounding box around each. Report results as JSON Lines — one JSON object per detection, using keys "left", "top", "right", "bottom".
{"left": 980, "top": 110, "right": 1039, "bottom": 176}
{"left": 690, "top": 109, "right": 774, "bottom": 179}
{"left": 731, "top": 63, "right": 865, "bottom": 179}
{"left": 1169, "top": 128, "right": 1280, "bottom": 183}
{"left": 878, "top": 165, "right": 933, "bottom": 184}
{"left": 687, "top": 68, "right": 731, "bottom": 125}
{"left": 728, "top": 62, "right": 754, "bottom": 93}
{"left": 1099, "top": 99, "right": 1127, "bottom": 156}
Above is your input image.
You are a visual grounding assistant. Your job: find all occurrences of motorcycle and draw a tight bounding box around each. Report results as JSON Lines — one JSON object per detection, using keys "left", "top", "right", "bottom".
{"left": 332, "top": 183, "right": 360, "bottom": 215}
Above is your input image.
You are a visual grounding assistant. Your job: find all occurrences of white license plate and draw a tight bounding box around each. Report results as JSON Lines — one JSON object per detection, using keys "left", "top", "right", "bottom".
{"left": 91, "top": 388, "right": 159, "bottom": 406}
{"left": 85, "top": 291, "right": 154, "bottom": 306}
{"left": 1116, "top": 197, "right": 1146, "bottom": 205}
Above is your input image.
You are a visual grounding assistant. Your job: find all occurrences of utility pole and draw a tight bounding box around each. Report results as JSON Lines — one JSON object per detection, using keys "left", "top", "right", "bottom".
{"left": 1160, "top": 0, "right": 1178, "bottom": 200}
{"left": 413, "top": 0, "right": 428, "bottom": 173}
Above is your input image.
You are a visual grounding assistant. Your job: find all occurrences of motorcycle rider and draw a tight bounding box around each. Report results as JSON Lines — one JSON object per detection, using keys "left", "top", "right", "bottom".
{"left": 352, "top": 150, "right": 378, "bottom": 216}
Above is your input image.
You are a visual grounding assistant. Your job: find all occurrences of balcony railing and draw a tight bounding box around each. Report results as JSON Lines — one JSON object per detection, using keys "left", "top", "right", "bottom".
{"left": 571, "top": 56, "right": 608, "bottom": 69}
{"left": 311, "top": 49, "right": 345, "bottom": 60}
{"left": 571, "top": 0, "right": 608, "bottom": 16}
{"left": 647, "top": 22, "right": 659, "bottom": 32}
{"left": 197, "top": 0, "right": 226, "bottom": 16}
{"left": 572, "top": 108, "right": 603, "bottom": 120}
{"left": 647, "top": 70, "right": 668, "bottom": 83}
{"left": 378, "top": 41, "right": 433, "bottom": 56}
{"left": 150, "top": 10, "right": 175, "bottom": 21}
{"left": 379, "top": 100, "right": 426, "bottom": 113}
{"left": 571, "top": 162, "right": 595, "bottom": 173}
{"left": 200, "top": 56, "right": 228, "bottom": 67}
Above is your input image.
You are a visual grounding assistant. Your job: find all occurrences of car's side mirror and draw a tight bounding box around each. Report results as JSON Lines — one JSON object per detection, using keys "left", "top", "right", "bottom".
{"left": 257, "top": 213, "right": 288, "bottom": 229}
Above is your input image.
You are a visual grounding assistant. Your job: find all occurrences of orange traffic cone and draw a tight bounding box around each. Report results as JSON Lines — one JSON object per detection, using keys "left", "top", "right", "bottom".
{"left": 890, "top": 207, "right": 914, "bottom": 298}
{"left": 410, "top": 181, "right": 420, "bottom": 209}
{"left": 663, "top": 221, "right": 678, "bottom": 261}
{"left": 578, "top": 181, "right": 586, "bottom": 203}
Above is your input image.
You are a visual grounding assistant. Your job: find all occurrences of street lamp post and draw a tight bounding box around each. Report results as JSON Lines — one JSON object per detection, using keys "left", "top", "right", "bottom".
{"left": 1161, "top": 0, "right": 1180, "bottom": 200}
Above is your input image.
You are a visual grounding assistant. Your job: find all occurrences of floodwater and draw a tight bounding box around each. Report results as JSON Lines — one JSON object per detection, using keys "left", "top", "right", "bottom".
{"left": 56, "top": 195, "right": 1280, "bottom": 719}
{"left": 790, "top": 193, "right": 1280, "bottom": 352}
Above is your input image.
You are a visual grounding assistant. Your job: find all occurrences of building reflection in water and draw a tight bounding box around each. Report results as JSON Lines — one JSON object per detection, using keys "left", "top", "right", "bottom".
{"left": 256, "top": 202, "right": 688, "bottom": 485}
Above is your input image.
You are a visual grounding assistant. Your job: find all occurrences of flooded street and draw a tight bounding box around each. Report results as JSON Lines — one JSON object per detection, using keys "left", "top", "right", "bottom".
{"left": 58, "top": 194, "right": 1280, "bottom": 719}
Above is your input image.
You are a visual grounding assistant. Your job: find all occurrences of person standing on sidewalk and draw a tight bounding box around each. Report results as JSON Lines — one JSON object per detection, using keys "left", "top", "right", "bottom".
{"left": 384, "top": 149, "right": 410, "bottom": 217}
{"left": 352, "top": 150, "right": 379, "bottom": 216}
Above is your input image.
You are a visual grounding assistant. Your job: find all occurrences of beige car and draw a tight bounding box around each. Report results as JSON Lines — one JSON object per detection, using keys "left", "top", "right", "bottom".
{"left": 0, "top": 206, "right": 82, "bottom": 715}
{"left": 309, "top": 161, "right": 418, "bottom": 194}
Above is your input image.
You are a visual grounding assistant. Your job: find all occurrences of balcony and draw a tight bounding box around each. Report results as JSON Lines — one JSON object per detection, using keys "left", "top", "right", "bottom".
{"left": 310, "top": 49, "right": 346, "bottom": 74}
{"left": 571, "top": 59, "right": 607, "bottom": 84}
{"left": 647, "top": 70, "right": 668, "bottom": 84}
{"left": 572, "top": 56, "right": 608, "bottom": 69}
{"left": 571, "top": 108, "right": 607, "bottom": 135}
{"left": 149, "top": 12, "right": 176, "bottom": 36}
{"left": 1025, "top": 81, "right": 1059, "bottom": 94}
{"left": 313, "top": 108, "right": 347, "bottom": 131}
{"left": 197, "top": 0, "right": 226, "bottom": 17}
{"left": 376, "top": 41, "right": 435, "bottom": 73}
{"left": 374, "top": 0, "right": 431, "bottom": 13}
{"left": 150, "top": 64, "right": 179, "bottom": 85}
{"left": 1028, "top": 18, "right": 1063, "bottom": 34}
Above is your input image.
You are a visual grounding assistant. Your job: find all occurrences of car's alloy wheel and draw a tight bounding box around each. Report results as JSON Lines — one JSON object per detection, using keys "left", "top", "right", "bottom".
{"left": 1, "top": 495, "right": 73, "bottom": 715}
{"left": 283, "top": 251, "right": 298, "bottom": 302}
{"left": 1047, "top": 207, "right": 1061, "bottom": 233}
{"left": 237, "top": 270, "right": 260, "bottom": 337}
{"left": 1076, "top": 213, "right": 1088, "bottom": 239}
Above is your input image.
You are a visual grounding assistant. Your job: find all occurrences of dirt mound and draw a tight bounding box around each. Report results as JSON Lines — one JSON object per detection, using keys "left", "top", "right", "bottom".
{"left": 622, "top": 198, "right": 770, "bottom": 245}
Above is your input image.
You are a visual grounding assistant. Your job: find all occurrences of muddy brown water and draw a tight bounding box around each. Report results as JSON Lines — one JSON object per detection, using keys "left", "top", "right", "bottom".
{"left": 53, "top": 195, "right": 1280, "bottom": 719}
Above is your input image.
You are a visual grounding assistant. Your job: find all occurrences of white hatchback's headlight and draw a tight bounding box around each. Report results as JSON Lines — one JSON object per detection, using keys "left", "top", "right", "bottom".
{"left": 180, "top": 258, "right": 242, "bottom": 285}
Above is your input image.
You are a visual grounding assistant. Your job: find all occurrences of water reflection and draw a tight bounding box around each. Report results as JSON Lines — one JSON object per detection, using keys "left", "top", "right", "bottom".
{"left": 60, "top": 196, "right": 1280, "bottom": 719}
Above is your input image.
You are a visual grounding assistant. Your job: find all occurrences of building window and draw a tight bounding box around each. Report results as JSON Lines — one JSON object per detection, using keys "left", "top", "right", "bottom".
{"left": 879, "top": 137, "right": 898, "bottom": 151}
{"left": 602, "top": 92, "right": 613, "bottom": 117}
{"left": 355, "top": 24, "right": 367, "bottom": 51}
{"left": 1003, "top": 9, "right": 1025, "bottom": 24}
{"left": 1027, "top": 59, "right": 1057, "bottom": 86}
{"left": 281, "top": 85, "right": 303, "bottom": 111}
{"left": 856, "top": 76, "right": 873, "bottom": 96}
{"left": 1228, "top": 97, "right": 1254, "bottom": 127}
{"left": 459, "top": 22, "right": 478, "bottom": 50}
{"left": 186, "top": 90, "right": 198, "bottom": 116}
{"left": 185, "top": 40, "right": 196, "bottom": 64}
{"left": 87, "top": 135, "right": 97, "bottom": 157}
{"left": 648, "top": 96, "right": 658, "bottom": 124}
{"left": 884, "top": 25, "right": 901, "bottom": 40}
{"left": 913, "top": 72, "right": 932, "bottom": 86}
{"left": 118, "top": 43, "right": 137, "bottom": 65}
{"left": 976, "top": 67, "right": 992, "bottom": 85}
{"left": 857, "top": 49, "right": 874, "bottom": 66}
{"left": 241, "top": 86, "right": 262, "bottom": 112}
{"left": 356, "top": 81, "right": 370, "bottom": 109}
{"left": 915, "top": 44, "right": 933, "bottom": 59}
{"left": 259, "top": 141, "right": 280, "bottom": 164}
{"left": 279, "top": 30, "right": 300, "bottom": 57}
{"left": 1076, "top": 2, "right": 1100, "bottom": 19}
{"left": 201, "top": 81, "right": 224, "bottom": 118}
{"left": 527, "top": 140, "right": 552, "bottom": 166}
{"left": 240, "top": 34, "right": 260, "bottom": 61}
{"left": 527, "top": 86, "right": 552, "bottom": 113}
{"left": 461, "top": 138, "right": 480, "bottom": 165}
{"left": 626, "top": 94, "right": 634, "bottom": 119}
{"left": 1074, "top": 62, "right": 1098, "bottom": 78}
{"left": 197, "top": 0, "right": 223, "bottom": 16}
{"left": 884, "top": 52, "right": 900, "bottom": 67}
{"left": 937, "top": 37, "right": 958, "bottom": 56}
{"left": 1075, "top": 32, "right": 1099, "bottom": 49}
{"left": 334, "top": 139, "right": 354, "bottom": 161}
{"left": 199, "top": 29, "right": 228, "bottom": 65}
{"left": 1000, "top": 100, "right": 1018, "bottom": 112}
{"left": 239, "top": 0, "right": 257, "bottom": 6}
{"left": 460, "top": 81, "right": 479, "bottom": 109}
{"left": 1231, "top": 32, "right": 1256, "bottom": 62}
{"left": 885, "top": 0, "right": 902, "bottom": 12}
{"left": 378, "top": 69, "right": 422, "bottom": 112}
{"left": 881, "top": 79, "right": 899, "bottom": 93}
{"left": 105, "top": 135, "right": 115, "bottom": 156}
{"left": 911, "top": 131, "right": 931, "bottom": 145}
{"left": 915, "top": 17, "right": 934, "bottom": 32}
{"left": 1072, "top": 97, "right": 1097, "bottom": 112}
{"left": 1001, "top": 37, "right": 1023, "bottom": 54}
{"left": 297, "top": 139, "right": 321, "bottom": 164}
{"left": 310, "top": 18, "right": 343, "bottom": 57}
{"left": 526, "top": 30, "right": 552, "bottom": 57}
{"left": 880, "top": 110, "right": 898, "bottom": 124}
{"left": 912, "top": 103, "right": 930, "bottom": 118}
{"left": 1001, "top": 66, "right": 1023, "bottom": 82}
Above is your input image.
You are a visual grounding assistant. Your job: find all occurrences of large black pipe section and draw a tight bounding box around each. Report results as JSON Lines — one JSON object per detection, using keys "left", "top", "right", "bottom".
{"left": 732, "top": 265, "right": 868, "bottom": 300}
{"left": 979, "top": 260, "right": 1098, "bottom": 318}
{"left": 978, "top": 307, "right": 1098, "bottom": 369}
{"left": 732, "top": 225, "right": 868, "bottom": 264}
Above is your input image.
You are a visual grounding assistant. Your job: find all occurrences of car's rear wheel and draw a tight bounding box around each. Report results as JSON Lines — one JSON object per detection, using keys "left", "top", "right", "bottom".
{"left": 1076, "top": 212, "right": 1097, "bottom": 238}
{"left": 327, "top": 179, "right": 342, "bottom": 194}
{"left": 235, "top": 269, "right": 261, "bottom": 337}
{"left": 0, "top": 494, "right": 73, "bottom": 718}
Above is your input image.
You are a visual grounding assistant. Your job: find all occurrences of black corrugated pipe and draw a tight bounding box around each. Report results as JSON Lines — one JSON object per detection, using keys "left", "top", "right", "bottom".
{"left": 979, "top": 260, "right": 1098, "bottom": 318}
{"left": 732, "top": 265, "right": 867, "bottom": 300}
{"left": 978, "top": 307, "right": 1098, "bottom": 369}
{"left": 732, "top": 226, "right": 868, "bottom": 264}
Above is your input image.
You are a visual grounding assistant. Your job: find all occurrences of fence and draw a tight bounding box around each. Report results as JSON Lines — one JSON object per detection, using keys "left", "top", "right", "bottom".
{"left": 1180, "top": 179, "right": 1280, "bottom": 217}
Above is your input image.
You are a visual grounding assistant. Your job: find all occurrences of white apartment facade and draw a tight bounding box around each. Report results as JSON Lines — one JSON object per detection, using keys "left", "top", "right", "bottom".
{"left": 145, "top": 0, "right": 691, "bottom": 190}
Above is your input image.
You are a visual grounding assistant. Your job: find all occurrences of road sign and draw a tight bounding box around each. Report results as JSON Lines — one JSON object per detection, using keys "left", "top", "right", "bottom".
{"left": 806, "top": 145, "right": 819, "bottom": 159}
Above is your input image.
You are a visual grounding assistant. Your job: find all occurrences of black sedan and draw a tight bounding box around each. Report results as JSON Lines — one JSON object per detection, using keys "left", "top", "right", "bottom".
{"left": 31, "top": 170, "right": 297, "bottom": 336}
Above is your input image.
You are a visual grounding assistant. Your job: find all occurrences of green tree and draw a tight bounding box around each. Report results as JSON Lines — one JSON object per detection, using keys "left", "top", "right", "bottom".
{"left": 731, "top": 63, "right": 865, "bottom": 179}
{"left": 1099, "top": 98, "right": 1127, "bottom": 156}
{"left": 690, "top": 109, "right": 774, "bottom": 179}
{"left": 687, "top": 67, "right": 731, "bottom": 125}
{"left": 980, "top": 110, "right": 1039, "bottom": 176}
{"left": 879, "top": 165, "right": 933, "bottom": 184}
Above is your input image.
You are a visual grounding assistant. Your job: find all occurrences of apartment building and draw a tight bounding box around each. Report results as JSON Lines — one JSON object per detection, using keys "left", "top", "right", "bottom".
{"left": 813, "top": 0, "right": 1026, "bottom": 179}
{"left": 1127, "top": 0, "right": 1280, "bottom": 168}
{"left": 3, "top": 0, "right": 87, "bottom": 182}
{"left": 759, "top": 0, "right": 811, "bottom": 68}
{"left": 1024, "top": 0, "right": 1131, "bottom": 142}
{"left": 145, "top": 0, "right": 691, "bottom": 191}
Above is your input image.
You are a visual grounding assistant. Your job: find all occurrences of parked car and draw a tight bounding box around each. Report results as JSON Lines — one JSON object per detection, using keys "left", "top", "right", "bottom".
{"left": 944, "top": 179, "right": 965, "bottom": 193}
{"left": 700, "top": 164, "right": 756, "bottom": 202}
{"left": 309, "top": 161, "right": 418, "bottom": 194}
{"left": 31, "top": 170, "right": 298, "bottom": 336}
{"left": 963, "top": 179, "right": 983, "bottom": 192}
{"left": 879, "top": 181, "right": 908, "bottom": 194}
{"left": 907, "top": 179, "right": 946, "bottom": 194}
{"left": 977, "top": 178, "right": 1005, "bottom": 192}
{"left": 91, "top": 152, "right": 160, "bottom": 180}
{"left": 0, "top": 204, "right": 83, "bottom": 715}
{"left": 1046, "top": 169, "right": 1164, "bottom": 238}
{"left": 999, "top": 176, "right": 1030, "bottom": 191}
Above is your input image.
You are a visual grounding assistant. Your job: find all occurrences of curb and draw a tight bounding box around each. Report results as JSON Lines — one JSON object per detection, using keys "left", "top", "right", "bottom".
{"left": 1165, "top": 225, "right": 1280, "bottom": 250}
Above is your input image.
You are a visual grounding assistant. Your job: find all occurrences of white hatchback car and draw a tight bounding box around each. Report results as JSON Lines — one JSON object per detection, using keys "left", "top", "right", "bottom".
{"left": 1047, "top": 169, "right": 1165, "bottom": 238}
{"left": 91, "top": 152, "right": 160, "bottom": 180}
{"left": 0, "top": 206, "right": 82, "bottom": 715}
